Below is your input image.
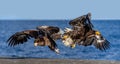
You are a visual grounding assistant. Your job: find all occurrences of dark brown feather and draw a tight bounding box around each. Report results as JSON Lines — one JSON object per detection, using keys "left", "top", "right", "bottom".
{"left": 7, "top": 30, "right": 42, "bottom": 46}
{"left": 36, "top": 26, "right": 61, "bottom": 40}
{"left": 86, "top": 31, "right": 110, "bottom": 51}
{"left": 36, "top": 26, "right": 60, "bottom": 34}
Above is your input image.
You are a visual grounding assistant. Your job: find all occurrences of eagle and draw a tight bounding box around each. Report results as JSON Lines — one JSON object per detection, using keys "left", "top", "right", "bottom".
{"left": 62, "top": 13, "right": 110, "bottom": 51}
{"left": 62, "top": 28, "right": 110, "bottom": 51}
{"left": 7, "top": 26, "right": 63, "bottom": 54}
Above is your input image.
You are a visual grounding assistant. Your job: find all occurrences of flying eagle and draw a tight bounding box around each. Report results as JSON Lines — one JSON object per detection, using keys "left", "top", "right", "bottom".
{"left": 62, "top": 13, "right": 110, "bottom": 51}
{"left": 62, "top": 28, "right": 110, "bottom": 51}
{"left": 7, "top": 26, "right": 63, "bottom": 54}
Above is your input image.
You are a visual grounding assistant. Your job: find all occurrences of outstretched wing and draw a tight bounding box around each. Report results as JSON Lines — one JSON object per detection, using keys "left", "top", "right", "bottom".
{"left": 93, "top": 35, "right": 110, "bottom": 51}
{"left": 36, "top": 26, "right": 60, "bottom": 34}
{"left": 83, "top": 34, "right": 110, "bottom": 51}
{"left": 36, "top": 26, "right": 62, "bottom": 40}
{"left": 69, "top": 16, "right": 85, "bottom": 26}
{"left": 69, "top": 13, "right": 94, "bottom": 31}
{"left": 7, "top": 30, "right": 42, "bottom": 46}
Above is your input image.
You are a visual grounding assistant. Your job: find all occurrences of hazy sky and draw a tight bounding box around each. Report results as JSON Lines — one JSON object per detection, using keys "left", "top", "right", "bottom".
{"left": 0, "top": 0, "right": 119, "bottom": 20}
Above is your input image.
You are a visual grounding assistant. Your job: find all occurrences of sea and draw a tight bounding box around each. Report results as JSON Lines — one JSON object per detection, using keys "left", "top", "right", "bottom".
{"left": 0, "top": 20, "right": 120, "bottom": 60}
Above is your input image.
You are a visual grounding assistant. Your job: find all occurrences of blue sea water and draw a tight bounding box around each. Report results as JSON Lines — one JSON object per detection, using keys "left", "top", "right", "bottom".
{"left": 0, "top": 20, "right": 120, "bottom": 60}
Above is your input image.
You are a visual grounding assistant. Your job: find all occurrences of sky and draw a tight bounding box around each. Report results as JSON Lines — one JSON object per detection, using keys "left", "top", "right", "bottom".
{"left": 0, "top": 0, "right": 119, "bottom": 20}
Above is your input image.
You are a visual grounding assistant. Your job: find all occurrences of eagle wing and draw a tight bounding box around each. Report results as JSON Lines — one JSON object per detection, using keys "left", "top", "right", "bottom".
{"left": 69, "top": 13, "right": 94, "bottom": 30}
{"left": 36, "top": 26, "right": 59, "bottom": 34}
{"left": 7, "top": 30, "right": 42, "bottom": 46}
{"left": 36, "top": 26, "right": 61, "bottom": 40}
{"left": 84, "top": 34, "right": 110, "bottom": 51}
{"left": 44, "top": 32, "right": 59, "bottom": 53}
{"left": 93, "top": 35, "right": 110, "bottom": 51}
{"left": 69, "top": 16, "right": 85, "bottom": 26}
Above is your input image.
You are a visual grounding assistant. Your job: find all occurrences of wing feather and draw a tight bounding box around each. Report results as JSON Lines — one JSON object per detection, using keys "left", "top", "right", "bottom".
{"left": 45, "top": 32, "right": 58, "bottom": 51}
{"left": 36, "top": 26, "right": 61, "bottom": 40}
{"left": 36, "top": 26, "right": 60, "bottom": 34}
{"left": 82, "top": 32, "right": 110, "bottom": 51}
{"left": 93, "top": 36, "right": 110, "bottom": 51}
{"left": 7, "top": 30, "right": 40, "bottom": 46}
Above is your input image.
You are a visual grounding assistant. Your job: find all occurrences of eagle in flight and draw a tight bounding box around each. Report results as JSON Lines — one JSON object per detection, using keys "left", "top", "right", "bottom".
{"left": 62, "top": 13, "right": 110, "bottom": 51}
{"left": 7, "top": 26, "right": 63, "bottom": 54}
{"left": 7, "top": 13, "right": 110, "bottom": 54}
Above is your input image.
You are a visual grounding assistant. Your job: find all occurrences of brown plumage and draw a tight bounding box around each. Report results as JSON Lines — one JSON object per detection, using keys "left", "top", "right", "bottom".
{"left": 7, "top": 26, "right": 62, "bottom": 54}
{"left": 78, "top": 30, "right": 110, "bottom": 51}
{"left": 62, "top": 28, "right": 110, "bottom": 51}
{"left": 69, "top": 13, "right": 94, "bottom": 30}
{"left": 36, "top": 26, "right": 62, "bottom": 40}
{"left": 62, "top": 13, "right": 110, "bottom": 51}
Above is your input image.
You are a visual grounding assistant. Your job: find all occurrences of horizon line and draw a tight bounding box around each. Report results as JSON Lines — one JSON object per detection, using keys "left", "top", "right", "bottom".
{"left": 0, "top": 19, "right": 120, "bottom": 20}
